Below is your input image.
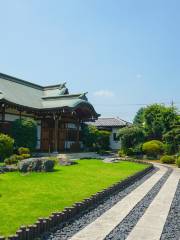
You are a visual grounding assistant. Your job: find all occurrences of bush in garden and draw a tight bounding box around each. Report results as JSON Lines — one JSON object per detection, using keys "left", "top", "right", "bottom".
{"left": 118, "top": 126, "right": 145, "bottom": 155}
{"left": 0, "top": 134, "right": 14, "bottom": 161}
{"left": 11, "top": 118, "right": 37, "bottom": 151}
{"left": 160, "top": 155, "right": 175, "bottom": 164}
{"left": 4, "top": 154, "right": 19, "bottom": 165}
{"left": 132, "top": 143, "right": 143, "bottom": 156}
{"left": 81, "top": 125, "right": 110, "bottom": 151}
{"left": 176, "top": 156, "right": 180, "bottom": 168}
{"left": 118, "top": 150, "right": 126, "bottom": 157}
{"left": 20, "top": 153, "right": 31, "bottom": 159}
{"left": 4, "top": 153, "right": 31, "bottom": 165}
{"left": 18, "top": 158, "right": 55, "bottom": 173}
{"left": 97, "top": 130, "right": 111, "bottom": 151}
{"left": 142, "top": 140, "right": 164, "bottom": 158}
{"left": 18, "top": 147, "right": 30, "bottom": 155}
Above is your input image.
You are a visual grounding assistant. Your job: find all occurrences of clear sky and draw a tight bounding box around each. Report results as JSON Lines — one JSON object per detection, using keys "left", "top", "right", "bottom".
{"left": 0, "top": 0, "right": 179, "bottom": 122}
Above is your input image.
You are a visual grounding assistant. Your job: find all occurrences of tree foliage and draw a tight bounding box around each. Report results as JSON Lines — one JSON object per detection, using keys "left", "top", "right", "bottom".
{"left": 11, "top": 118, "right": 37, "bottom": 151}
{"left": 143, "top": 104, "right": 179, "bottom": 140}
{"left": 0, "top": 133, "right": 14, "bottom": 161}
{"left": 133, "top": 107, "right": 145, "bottom": 125}
{"left": 118, "top": 126, "right": 145, "bottom": 153}
{"left": 163, "top": 126, "right": 180, "bottom": 154}
{"left": 81, "top": 125, "right": 110, "bottom": 151}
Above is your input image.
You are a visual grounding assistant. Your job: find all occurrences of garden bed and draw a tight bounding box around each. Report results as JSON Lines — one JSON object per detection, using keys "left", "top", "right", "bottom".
{"left": 0, "top": 159, "right": 149, "bottom": 237}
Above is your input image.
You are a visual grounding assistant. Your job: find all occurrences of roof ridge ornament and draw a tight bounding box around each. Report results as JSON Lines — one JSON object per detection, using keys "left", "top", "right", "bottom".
{"left": 79, "top": 92, "right": 88, "bottom": 99}
{"left": 59, "top": 82, "right": 67, "bottom": 90}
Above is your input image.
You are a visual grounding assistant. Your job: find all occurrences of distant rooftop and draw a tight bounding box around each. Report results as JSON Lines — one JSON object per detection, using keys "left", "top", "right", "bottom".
{"left": 87, "top": 117, "right": 131, "bottom": 127}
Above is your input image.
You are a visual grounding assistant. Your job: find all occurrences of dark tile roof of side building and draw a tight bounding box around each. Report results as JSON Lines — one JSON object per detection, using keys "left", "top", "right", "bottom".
{"left": 87, "top": 117, "right": 131, "bottom": 127}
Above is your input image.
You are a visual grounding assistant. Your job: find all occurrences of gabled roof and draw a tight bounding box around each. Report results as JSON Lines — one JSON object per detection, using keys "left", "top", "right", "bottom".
{"left": 87, "top": 117, "right": 131, "bottom": 127}
{"left": 0, "top": 73, "right": 98, "bottom": 117}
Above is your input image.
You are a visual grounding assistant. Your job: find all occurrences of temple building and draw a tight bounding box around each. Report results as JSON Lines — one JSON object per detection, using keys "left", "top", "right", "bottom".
{"left": 0, "top": 73, "right": 99, "bottom": 152}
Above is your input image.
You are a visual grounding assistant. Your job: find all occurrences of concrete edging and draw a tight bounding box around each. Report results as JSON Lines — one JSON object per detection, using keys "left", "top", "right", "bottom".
{"left": 1, "top": 161, "right": 154, "bottom": 240}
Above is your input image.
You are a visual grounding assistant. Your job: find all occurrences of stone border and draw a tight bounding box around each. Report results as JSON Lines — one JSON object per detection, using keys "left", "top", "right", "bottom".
{"left": 0, "top": 161, "right": 153, "bottom": 240}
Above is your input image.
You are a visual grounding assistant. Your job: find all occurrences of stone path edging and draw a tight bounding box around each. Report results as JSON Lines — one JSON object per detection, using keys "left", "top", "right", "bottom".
{"left": 126, "top": 167, "right": 180, "bottom": 240}
{"left": 70, "top": 164, "right": 167, "bottom": 240}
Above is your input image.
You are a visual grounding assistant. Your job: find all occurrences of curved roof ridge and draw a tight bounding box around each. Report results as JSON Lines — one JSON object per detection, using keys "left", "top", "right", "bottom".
{"left": 0, "top": 72, "right": 66, "bottom": 91}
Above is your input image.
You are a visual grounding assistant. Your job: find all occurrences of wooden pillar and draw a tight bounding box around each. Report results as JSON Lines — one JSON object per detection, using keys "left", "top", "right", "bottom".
{"left": 19, "top": 110, "right": 22, "bottom": 120}
{"left": 1, "top": 103, "right": 5, "bottom": 122}
{"left": 76, "top": 119, "right": 80, "bottom": 143}
{"left": 53, "top": 114, "right": 59, "bottom": 153}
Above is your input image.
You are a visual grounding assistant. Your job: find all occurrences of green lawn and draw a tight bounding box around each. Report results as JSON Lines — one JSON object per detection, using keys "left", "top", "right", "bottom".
{"left": 0, "top": 159, "right": 148, "bottom": 236}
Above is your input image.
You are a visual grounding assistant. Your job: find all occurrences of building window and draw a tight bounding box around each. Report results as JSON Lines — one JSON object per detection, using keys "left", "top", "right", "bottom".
{"left": 113, "top": 133, "right": 119, "bottom": 142}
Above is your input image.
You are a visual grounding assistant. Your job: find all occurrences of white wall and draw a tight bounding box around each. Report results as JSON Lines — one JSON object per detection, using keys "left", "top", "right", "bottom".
{"left": 109, "top": 127, "right": 121, "bottom": 150}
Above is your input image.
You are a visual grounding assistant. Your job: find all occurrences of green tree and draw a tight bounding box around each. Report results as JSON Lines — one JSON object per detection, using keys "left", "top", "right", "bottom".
{"left": 11, "top": 118, "right": 37, "bottom": 151}
{"left": 144, "top": 104, "right": 179, "bottom": 140}
{"left": 81, "top": 125, "right": 110, "bottom": 151}
{"left": 118, "top": 126, "right": 145, "bottom": 154}
{"left": 163, "top": 127, "right": 180, "bottom": 154}
{"left": 133, "top": 107, "right": 145, "bottom": 126}
{"left": 0, "top": 134, "right": 14, "bottom": 161}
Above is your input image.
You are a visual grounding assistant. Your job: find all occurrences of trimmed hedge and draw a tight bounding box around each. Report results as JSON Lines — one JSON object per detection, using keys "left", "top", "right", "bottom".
{"left": 0, "top": 134, "right": 14, "bottom": 161}
{"left": 18, "top": 147, "right": 30, "bottom": 155}
{"left": 4, "top": 154, "right": 19, "bottom": 165}
{"left": 160, "top": 155, "right": 175, "bottom": 164}
{"left": 142, "top": 140, "right": 164, "bottom": 158}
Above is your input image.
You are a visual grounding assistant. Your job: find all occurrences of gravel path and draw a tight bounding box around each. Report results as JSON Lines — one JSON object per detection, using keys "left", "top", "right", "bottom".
{"left": 41, "top": 167, "right": 157, "bottom": 240}
{"left": 160, "top": 180, "right": 180, "bottom": 240}
{"left": 105, "top": 167, "right": 172, "bottom": 240}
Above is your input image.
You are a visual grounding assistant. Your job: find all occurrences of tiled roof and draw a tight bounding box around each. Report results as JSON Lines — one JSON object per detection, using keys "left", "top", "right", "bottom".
{"left": 88, "top": 117, "right": 131, "bottom": 127}
{"left": 0, "top": 73, "right": 98, "bottom": 117}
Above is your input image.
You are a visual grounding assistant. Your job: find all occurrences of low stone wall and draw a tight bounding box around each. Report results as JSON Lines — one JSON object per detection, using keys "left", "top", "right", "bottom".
{"left": 1, "top": 161, "right": 153, "bottom": 240}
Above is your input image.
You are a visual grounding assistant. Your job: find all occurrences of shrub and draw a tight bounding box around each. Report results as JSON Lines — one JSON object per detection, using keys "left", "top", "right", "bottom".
{"left": 81, "top": 125, "right": 110, "bottom": 151}
{"left": 118, "top": 126, "right": 145, "bottom": 152}
{"left": 0, "top": 134, "right": 14, "bottom": 161}
{"left": 18, "top": 147, "right": 30, "bottom": 155}
{"left": 4, "top": 154, "right": 19, "bottom": 165}
{"left": 20, "top": 153, "right": 31, "bottom": 159}
{"left": 132, "top": 143, "right": 143, "bottom": 156}
{"left": 118, "top": 150, "right": 126, "bottom": 157}
{"left": 11, "top": 118, "right": 37, "bottom": 151}
{"left": 18, "top": 158, "right": 55, "bottom": 173}
{"left": 142, "top": 140, "right": 164, "bottom": 158}
{"left": 160, "top": 155, "right": 175, "bottom": 164}
{"left": 176, "top": 156, "right": 180, "bottom": 168}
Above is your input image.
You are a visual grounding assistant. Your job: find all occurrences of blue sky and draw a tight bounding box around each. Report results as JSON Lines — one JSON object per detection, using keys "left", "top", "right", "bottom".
{"left": 0, "top": 0, "right": 179, "bottom": 121}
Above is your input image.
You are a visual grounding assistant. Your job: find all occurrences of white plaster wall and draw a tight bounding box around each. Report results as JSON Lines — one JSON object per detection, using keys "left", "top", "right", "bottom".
{"left": 5, "top": 113, "right": 34, "bottom": 122}
{"left": 109, "top": 127, "right": 121, "bottom": 150}
{"left": 5, "top": 113, "right": 20, "bottom": 122}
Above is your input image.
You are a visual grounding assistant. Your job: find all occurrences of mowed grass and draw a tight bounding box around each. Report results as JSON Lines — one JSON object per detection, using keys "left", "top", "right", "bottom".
{"left": 0, "top": 159, "right": 148, "bottom": 236}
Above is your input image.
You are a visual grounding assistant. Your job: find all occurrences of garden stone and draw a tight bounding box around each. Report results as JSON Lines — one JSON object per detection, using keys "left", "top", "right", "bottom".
{"left": 103, "top": 158, "right": 119, "bottom": 163}
{"left": 59, "top": 156, "right": 76, "bottom": 166}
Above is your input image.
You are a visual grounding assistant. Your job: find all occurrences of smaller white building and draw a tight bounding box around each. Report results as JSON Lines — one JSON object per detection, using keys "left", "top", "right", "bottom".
{"left": 88, "top": 117, "right": 131, "bottom": 150}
